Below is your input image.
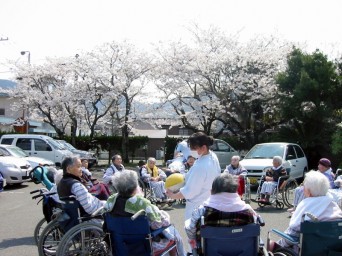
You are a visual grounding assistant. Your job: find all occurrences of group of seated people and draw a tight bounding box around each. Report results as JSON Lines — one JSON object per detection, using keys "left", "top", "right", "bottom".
{"left": 40, "top": 152, "right": 342, "bottom": 255}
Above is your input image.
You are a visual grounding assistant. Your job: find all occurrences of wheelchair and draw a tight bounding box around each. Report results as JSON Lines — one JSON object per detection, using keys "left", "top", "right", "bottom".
{"left": 190, "top": 215, "right": 271, "bottom": 256}
{"left": 38, "top": 197, "right": 106, "bottom": 256}
{"left": 252, "top": 173, "right": 298, "bottom": 209}
{"left": 31, "top": 188, "right": 63, "bottom": 245}
{"left": 103, "top": 209, "right": 179, "bottom": 256}
{"left": 238, "top": 175, "right": 251, "bottom": 204}
{"left": 267, "top": 213, "right": 342, "bottom": 256}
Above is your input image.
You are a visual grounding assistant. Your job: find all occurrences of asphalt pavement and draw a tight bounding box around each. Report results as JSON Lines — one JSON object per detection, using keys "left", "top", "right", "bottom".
{"left": 0, "top": 170, "right": 291, "bottom": 256}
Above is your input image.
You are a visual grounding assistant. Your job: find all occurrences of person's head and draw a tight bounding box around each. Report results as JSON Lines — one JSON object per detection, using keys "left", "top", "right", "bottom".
{"left": 62, "top": 156, "right": 82, "bottom": 177}
{"left": 111, "top": 154, "right": 122, "bottom": 166}
{"left": 138, "top": 160, "right": 146, "bottom": 167}
{"left": 187, "top": 155, "right": 195, "bottom": 167}
{"left": 211, "top": 173, "right": 238, "bottom": 194}
{"left": 81, "top": 159, "right": 88, "bottom": 168}
{"left": 318, "top": 158, "right": 331, "bottom": 172}
{"left": 188, "top": 132, "right": 214, "bottom": 156}
{"left": 111, "top": 170, "right": 139, "bottom": 197}
{"left": 303, "top": 170, "right": 330, "bottom": 197}
{"left": 176, "top": 138, "right": 183, "bottom": 144}
{"left": 231, "top": 155, "right": 240, "bottom": 167}
{"left": 147, "top": 157, "right": 156, "bottom": 168}
{"left": 272, "top": 156, "right": 282, "bottom": 168}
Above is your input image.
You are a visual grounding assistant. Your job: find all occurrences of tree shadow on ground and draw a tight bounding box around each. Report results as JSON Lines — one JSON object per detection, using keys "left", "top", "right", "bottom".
{"left": 0, "top": 236, "right": 34, "bottom": 249}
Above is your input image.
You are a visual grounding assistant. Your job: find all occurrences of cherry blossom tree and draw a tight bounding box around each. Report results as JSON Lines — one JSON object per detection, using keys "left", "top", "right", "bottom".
{"left": 154, "top": 26, "right": 292, "bottom": 146}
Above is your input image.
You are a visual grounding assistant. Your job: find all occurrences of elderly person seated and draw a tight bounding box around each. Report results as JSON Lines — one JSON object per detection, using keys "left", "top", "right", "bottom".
{"left": 288, "top": 158, "right": 337, "bottom": 213}
{"left": 224, "top": 155, "right": 247, "bottom": 197}
{"left": 258, "top": 156, "right": 287, "bottom": 203}
{"left": 57, "top": 156, "right": 105, "bottom": 216}
{"left": 104, "top": 170, "right": 186, "bottom": 256}
{"left": 141, "top": 157, "right": 173, "bottom": 202}
{"left": 269, "top": 170, "right": 342, "bottom": 253}
{"left": 185, "top": 173, "right": 258, "bottom": 251}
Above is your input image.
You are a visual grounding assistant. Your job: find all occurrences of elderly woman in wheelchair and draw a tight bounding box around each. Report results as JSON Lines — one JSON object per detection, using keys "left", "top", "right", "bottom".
{"left": 268, "top": 170, "right": 342, "bottom": 254}
{"left": 103, "top": 170, "right": 186, "bottom": 256}
{"left": 185, "top": 172, "right": 261, "bottom": 255}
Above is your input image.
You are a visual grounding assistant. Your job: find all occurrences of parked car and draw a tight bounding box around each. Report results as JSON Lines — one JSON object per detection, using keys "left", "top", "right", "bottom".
{"left": 0, "top": 134, "right": 73, "bottom": 167}
{"left": 0, "top": 153, "right": 32, "bottom": 185}
{"left": 55, "top": 140, "right": 98, "bottom": 168}
{"left": 210, "top": 139, "right": 239, "bottom": 170}
{"left": 0, "top": 144, "right": 55, "bottom": 168}
{"left": 240, "top": 142, "right": 308, "bottom": 185}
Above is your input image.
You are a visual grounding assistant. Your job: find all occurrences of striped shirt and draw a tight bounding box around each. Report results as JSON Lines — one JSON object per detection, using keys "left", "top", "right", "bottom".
{"left": 71, "top": 182, "right": 105, "bottom": 215}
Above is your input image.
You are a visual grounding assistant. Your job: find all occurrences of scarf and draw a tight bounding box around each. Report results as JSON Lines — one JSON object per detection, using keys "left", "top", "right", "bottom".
{"left": 104, "top": 193, "right": 161, "bottom": 222}
{"left": 147, "top": 165, "right": 159, "bottom": 178}
{"left": 203, "top": 192, "right": 252, "bottom": 212}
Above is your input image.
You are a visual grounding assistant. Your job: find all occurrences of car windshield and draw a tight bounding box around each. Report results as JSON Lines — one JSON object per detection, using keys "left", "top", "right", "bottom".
{"left": 244, "top": 144, "right": 285, "bottom": 159}
{"left": 2, "top": 146, "right": 28, "bottom": 157}
{"left": 47, "top": 139, "right": 65, "bottom": 150}
{"left": 57, "top": 141, "right": 75, "bottom": 151}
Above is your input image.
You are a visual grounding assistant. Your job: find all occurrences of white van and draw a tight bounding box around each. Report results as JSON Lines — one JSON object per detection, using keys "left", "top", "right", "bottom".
{"left": 0, "top": 134, "right": 73, "bottom": 167}
{"left": 240, "top": 142, "right": 308, "bottom": 185}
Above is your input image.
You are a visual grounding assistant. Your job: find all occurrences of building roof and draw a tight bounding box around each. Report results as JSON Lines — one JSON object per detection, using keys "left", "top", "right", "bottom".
{"left": 130, "top": 128, "right": 167, "bottom": 138}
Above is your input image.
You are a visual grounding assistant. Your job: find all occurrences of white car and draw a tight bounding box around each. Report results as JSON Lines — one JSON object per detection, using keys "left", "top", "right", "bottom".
{"left": 0, "top": 144, "right": 55, "bottom": 169}
{"left": 0, "top": 154, "right": 32, "bottom": 185}
{"left": 240, "top": 142, "right": 308, "bottom": 186}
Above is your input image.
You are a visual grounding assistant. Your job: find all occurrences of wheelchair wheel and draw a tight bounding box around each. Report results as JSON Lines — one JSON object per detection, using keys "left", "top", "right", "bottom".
{"left": 34, "top": 218, "right": 48, "bottom": 245}
{"left": 138, "top": 178, "right": 147, "bottom": 198}
{"left": 56, "top": 222, "right": 108, "bottom": 256}
{"left": 282, "top": 179, "right": 298, "bottom": 208}
{"left": 38, "top": 219, "right": 64, "bottom": 256}
{"left": 275, "top": 201, "right": 285, "bottom": 209}
{"left": 243, "top": 178, "right": 251, "bottom": 204}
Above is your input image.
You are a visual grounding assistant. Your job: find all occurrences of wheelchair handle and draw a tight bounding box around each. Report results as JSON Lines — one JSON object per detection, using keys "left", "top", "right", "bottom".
{"left": 257, "top": 215, "right": 265, "bottom": 226}
{"left": 30, "top": 189, "right": 40, "bottom": 194}
{"left": 91, "top": 206, "right": 104, "bottom": 217}
{"left": 131, "top": 209, "right": 146, "bottom": 220}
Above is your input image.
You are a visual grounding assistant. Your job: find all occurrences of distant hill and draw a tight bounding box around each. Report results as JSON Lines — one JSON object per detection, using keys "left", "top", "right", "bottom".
{"left": 0, "top": 79, "right": 16, "bottom": 89}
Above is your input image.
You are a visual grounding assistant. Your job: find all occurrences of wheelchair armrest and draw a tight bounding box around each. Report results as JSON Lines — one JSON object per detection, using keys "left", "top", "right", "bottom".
{"left": 151, "top": 225, "right": 171, "bottom": 237}
{"left": 270, "top": 229, "right": 299, "bottom": 244}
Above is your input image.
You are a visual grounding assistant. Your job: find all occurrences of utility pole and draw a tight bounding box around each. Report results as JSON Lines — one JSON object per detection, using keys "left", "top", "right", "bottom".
{"left": 0, "top": 37, "right": 9, "bottom": 41}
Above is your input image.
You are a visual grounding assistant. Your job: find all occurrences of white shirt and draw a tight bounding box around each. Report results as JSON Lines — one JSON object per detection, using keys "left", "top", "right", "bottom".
{"left": 180, "top": 150, "right": 221, "bottom": 219}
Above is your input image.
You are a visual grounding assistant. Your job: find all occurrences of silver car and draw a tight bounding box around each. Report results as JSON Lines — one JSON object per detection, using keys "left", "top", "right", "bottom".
{"left": 0, "top": 153, "right": 32, "bottom": 185}
{"left": 210, "top": 139, "right": 239, "bottom": 170}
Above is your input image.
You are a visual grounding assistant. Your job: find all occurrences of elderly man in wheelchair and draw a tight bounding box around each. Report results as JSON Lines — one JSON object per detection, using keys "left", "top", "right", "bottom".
{"left": 267, "top": 170, "right": 342, "bottom": 255}
{"left": 185, "top": 173, "right": 271, "bottom": 256}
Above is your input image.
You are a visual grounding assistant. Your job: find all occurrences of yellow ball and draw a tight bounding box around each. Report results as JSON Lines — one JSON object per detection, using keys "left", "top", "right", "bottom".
{"left": 165, "top": 173, "right": 185, "bottom": 192}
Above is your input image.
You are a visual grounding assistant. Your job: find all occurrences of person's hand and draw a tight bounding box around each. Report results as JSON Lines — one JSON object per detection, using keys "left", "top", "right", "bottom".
{"left": 165, "top": 189, "right": 174, "bottom": 199}
{"left": 188, "top": 239, "right": 196, "bottom": 249}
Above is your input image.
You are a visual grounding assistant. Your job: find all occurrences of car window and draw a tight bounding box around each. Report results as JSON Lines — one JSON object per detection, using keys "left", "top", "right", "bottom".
{"left": 34, "top": 139, "right": 51, "bottom": 151}
{"left": 244, "top": 144, "right": 285, "bottom": 159}
{"left": 209, "top": 141, "right": 218, "bottom": 151}
{"left": 7, "top": 146, "right": 28, "bottom": 157}
{"left": 16, "top": 138, "right": 32, "bottom": 150}
{"left": 1, "top": 138, "right": 13, "bottom": 145}
{"left": 216, "top": 141, "right": 231, "bottom": 152}
{"left": 47, "top": 139, "right": 64, "bottom": 150}
{"left": 294, "top": 145, "right": 305, "bottom": 158}
{"left": 286, "top": 145, "right": 297, "bottom": 160}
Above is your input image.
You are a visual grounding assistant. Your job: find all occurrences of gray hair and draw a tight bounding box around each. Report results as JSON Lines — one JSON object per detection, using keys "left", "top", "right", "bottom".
{"left": 147, "top": 157, "right": 156, "bottom": 164}
{"left": 111, "top": 170, "right": 139, "bottom": 197}
{"left": 231, "top": 155, "right": 240, "bottom": 161}
{"left": 61, "top": 156, "right": 80, "bottom": 175}
{"left": 273, "top": 156, "right": 283, "bottom": 165}
{"left": 304, "top": 170, "right": 330, "bottom": 197}
{"left": 212, "top": 173, "right": 238, "bottom": 194}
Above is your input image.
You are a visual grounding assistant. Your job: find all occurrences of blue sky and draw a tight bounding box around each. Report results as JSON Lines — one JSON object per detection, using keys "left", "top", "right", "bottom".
{"left": 0, "top": 0, "right": 341, "bottom": 79}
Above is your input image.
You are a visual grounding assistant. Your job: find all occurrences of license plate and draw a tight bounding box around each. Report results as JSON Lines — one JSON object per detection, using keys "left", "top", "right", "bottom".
{"left": 249, "top": 177, "right": 258, "bottom": 185}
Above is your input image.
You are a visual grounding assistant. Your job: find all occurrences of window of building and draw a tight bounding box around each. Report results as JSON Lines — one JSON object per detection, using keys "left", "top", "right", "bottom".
{"left": 179, "top": 128, "right": 189, "bottom": 136}
{"left": 0, "top": 108, "right": 5, "bottom": 115}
